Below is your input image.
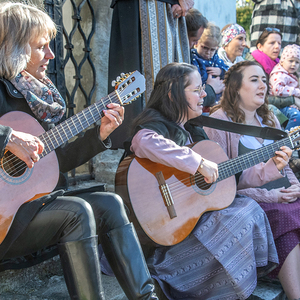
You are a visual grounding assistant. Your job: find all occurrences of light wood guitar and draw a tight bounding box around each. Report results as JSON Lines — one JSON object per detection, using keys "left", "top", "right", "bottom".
{"left": 0, "top": 71, "right": 145, "bottom": 244}
{"left": 115, "top": 130, "right": 300, "bottom": 246}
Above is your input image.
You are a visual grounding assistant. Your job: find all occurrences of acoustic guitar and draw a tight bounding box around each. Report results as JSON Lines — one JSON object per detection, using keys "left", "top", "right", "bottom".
{"left": 115, "top": 129, "right": 300, "bottom": 246}
{"left": 0, "top": 71, "right": 145, "bottom": 244}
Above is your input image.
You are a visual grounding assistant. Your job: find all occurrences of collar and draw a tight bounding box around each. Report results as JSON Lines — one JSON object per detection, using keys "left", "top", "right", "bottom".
{"left": 0, "top": 78, "right": 23, "bottom": 99}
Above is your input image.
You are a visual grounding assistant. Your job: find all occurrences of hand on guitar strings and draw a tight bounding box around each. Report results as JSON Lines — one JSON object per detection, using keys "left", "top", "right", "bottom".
{"left": 275, "top": 184, "right": 300, "bottom": 203}
{"left": 272, "top": 146, "right": 293, "bottom": 172}
{"left": 6, "top": 130, "right": 44, "bottom": 168}
{"left": 100, "top": 103, "right": 124, "bottom": 141}
{"left": 197, "top": 158, "right": 219, "bottom": 184}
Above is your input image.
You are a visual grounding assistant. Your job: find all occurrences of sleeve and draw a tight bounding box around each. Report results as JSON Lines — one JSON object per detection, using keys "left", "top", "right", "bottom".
{"left": 56, "top": 125, "right": 111, "bottom": 173}
{"left": 0, "top": 124, "right": 12, "bottom": 158}
{"left": 130, "top": 129, "right": 202, "bottom": 174}
{"left": 237, "top": 187, "right": 279, "bottom": 203}
{"left": 237, "top": 159, "right": 300, "bottom": 203}
{"left": 203, "top": 84, "right": 217, "bottom": 107}
{"left": 191, "top": 52, "right": 202, "bottom": 74}
{"left": 267, "top": 95, "right": 295, "bottom": 108}
{"left": 214, "top": 55, "right": 229, "bottom": 74}
{"left": 270, "top": 73, "right": 300, "bottom": 97}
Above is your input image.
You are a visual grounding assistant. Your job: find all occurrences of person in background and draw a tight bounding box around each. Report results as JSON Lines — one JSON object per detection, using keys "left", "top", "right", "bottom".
{"left": 191, "top": 22, "right": 228, "bottom": 107}
{"left": 205, "top": 60, "right": 300, "bottom": 300}
{"left": 186, "top": 9, "right": 225, "bottom": 109}
{"left": 185, "top": 7, "right": 208, "bottom": 49}
{"left": 217, "top": 23, "right": 247, "bottom": 68}
{"left": 269, "top": 44, "right": 300, "bottom": 131}
{"left": 107, "top": 0, "right": 194, "bottom": 149}
{"left": 250, "top": 0, "right": 300, "bottom": 53}
{"left": 249, "top": 29, "right": 300, "bottom": 133}
{"left": 128, "top": 62, "right": 293, "bottom": 300}
{"left": 0, "top": 3, "right": 158, "bottom": 299}
{"left": 249, "top": 28, "right": 282, "bottom": 75}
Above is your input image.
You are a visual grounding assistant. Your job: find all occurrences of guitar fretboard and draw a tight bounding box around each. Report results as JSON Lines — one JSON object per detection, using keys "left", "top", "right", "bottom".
{"left": 217, "top": 136, "right": 293, "bottom": 181}
{"left": 38, "top": 91, "right": 119, "bottom": 158}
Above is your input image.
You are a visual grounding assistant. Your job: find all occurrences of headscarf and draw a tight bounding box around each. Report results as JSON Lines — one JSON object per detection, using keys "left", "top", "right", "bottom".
{"left": 221, "top": 24, "right": 246, "bottom": 47}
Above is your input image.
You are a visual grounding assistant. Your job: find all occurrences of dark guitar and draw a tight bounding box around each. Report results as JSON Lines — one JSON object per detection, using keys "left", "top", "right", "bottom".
{"left": 115, "top": 131, "right": 300, "bottom": 246}
{"left": 0, "top": 71, "right": 145, "bottom": 244}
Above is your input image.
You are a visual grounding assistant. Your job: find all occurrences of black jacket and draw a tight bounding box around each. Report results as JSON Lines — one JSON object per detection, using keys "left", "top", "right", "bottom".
{"left": 0, "top": 78, "right": 110, "bottom": 266}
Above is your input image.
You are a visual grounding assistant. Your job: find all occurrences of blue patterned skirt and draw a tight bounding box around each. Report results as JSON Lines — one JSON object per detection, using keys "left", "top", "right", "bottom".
{"left": 147, "top": 195, "right": 278, "bottom": 300}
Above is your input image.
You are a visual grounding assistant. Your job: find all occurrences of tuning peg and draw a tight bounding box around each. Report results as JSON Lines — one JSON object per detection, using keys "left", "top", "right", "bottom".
{"left": 120, "top": 73, "right": 125, "bottom": 78}
{"left": 111, "top": 80, "right": 116, "bottom": 87}
{"left": 116, "top": 76, "right": 121, "bottom": 82}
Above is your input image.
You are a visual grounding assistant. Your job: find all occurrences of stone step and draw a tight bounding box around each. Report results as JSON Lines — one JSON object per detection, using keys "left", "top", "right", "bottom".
{"left": 0, "top": 256, "right": 127, "bottom": 300}
{"left": 0, "top": 255, "right": 287, "bottom": 300}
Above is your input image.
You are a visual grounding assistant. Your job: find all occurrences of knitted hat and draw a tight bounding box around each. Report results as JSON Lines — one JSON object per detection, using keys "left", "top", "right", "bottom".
{"left": 280, "top": 44, "right": 300, "bottom": 62}
{"left": 221, "top": 24, "right": 246, "bottom": 47}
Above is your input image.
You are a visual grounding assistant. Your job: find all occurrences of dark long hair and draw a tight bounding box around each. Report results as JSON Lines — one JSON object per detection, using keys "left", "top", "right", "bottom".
{"left": 211, "top": 60, "right": 275, "bottom": 127}
{"left": 132, "top": 62, "right": 198, "bottom": 131}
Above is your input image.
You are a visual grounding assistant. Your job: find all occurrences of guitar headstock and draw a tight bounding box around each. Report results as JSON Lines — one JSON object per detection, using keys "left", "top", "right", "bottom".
{"left": 113, "top": 71, "right": 146, "bottom": 105}
{"left": 289, "top": 126, "right": 300, "bottom": 150}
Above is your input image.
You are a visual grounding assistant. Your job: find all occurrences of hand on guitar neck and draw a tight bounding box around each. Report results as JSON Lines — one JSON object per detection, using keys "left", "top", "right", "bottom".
{"left": 272, "top": 145, "right": 293, "bottom": 171}
{"left": 99, "top": 103, "right": 124, "bottom": 141}
{"left": 6, "top": 129, "right": 44, "bottom": 168}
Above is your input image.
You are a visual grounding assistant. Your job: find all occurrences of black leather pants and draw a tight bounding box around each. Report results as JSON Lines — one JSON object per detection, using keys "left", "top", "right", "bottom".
{"left": 3, "top": 191, "right": 129, "bottom": 259}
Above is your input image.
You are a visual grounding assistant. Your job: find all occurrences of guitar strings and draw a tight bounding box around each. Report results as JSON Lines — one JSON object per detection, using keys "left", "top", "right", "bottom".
{"left": 1, "top": 92, "right": 127, "bottom": 177}
{"left": 165, "top": 138, "right": 289, "bottom": 193}
{"left": 2, "top": 92, "right": 292, "bottom": 183}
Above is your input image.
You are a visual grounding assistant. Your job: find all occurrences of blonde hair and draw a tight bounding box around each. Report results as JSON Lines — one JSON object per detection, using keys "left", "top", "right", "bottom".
{"left": 0, "top": 2, "right": 57, "bottom": 80}
{"left": 199, "top": 22, "right": 221, "bottom": 46}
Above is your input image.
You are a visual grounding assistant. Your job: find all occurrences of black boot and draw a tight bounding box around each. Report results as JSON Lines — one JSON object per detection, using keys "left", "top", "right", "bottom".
{"left": 100, "top": 223, "right": 158, "bottom": 300}
{"left": 58, "top": 236, "right": 105, "bottom": 300}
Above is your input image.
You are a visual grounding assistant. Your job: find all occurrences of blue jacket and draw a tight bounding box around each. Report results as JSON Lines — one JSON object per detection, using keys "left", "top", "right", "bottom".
{"left": 191, "top": 49, "right": 229, "bottom": 84}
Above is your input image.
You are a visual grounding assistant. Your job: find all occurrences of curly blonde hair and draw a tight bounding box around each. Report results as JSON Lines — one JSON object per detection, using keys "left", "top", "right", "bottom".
{"left": 0, "top": 2, "right": 57, "bottom": 80}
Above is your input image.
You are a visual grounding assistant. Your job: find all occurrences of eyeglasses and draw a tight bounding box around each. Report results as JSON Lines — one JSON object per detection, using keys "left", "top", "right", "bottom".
{"left": 185, "top": 84, "right": 206, "bottom": 95}
{"left": 265, "top": 27, "right": 280, "bottom": 33}
{"left": 199, "top": 44, "right": 218, "bottom": 54}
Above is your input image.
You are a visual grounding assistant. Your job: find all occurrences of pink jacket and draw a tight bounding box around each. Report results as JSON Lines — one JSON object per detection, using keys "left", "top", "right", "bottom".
{"left": 269, "top": 63, "right": 300, "bottom": 97}
{"left": 204, "top": 109, "right": 300, "bottom": 203}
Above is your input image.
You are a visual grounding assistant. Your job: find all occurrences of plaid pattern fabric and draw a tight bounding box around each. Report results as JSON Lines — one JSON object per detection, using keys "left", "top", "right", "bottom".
{"left": 250, "top": 0, "right": 300, "bottom": 52}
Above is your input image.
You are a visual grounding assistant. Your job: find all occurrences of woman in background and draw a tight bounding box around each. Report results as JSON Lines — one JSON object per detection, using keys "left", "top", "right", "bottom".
{"left": 217, "top": 23, "right": 247, "bottom": 68}
{"left": 205, "top": 60, "right": 300, "bottom": 300}
{"left": 129, "top": 62, "right": 292, "bottom": 299}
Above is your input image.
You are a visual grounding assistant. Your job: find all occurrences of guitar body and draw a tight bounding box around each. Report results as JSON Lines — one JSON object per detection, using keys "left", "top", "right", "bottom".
{"left": 0, "top": 112, "right": 59, "bottom": 243}
{"left": 115, "top": 140, "right": 236, "bottom": 246}
{"left": 0, "top": 71, "right": 146, "bottom": 245}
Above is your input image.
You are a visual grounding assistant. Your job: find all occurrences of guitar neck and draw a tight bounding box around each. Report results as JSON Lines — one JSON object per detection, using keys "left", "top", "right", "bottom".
{"left": 38, "top": 91, "right": 120, "bottom": 158}
{"left": 217, "top": 136, "right": 293, "bottom": 182}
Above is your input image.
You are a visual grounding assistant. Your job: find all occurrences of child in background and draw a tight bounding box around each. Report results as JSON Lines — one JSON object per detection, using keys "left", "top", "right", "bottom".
{"left": 191, "top": 23, "right": 228, "bottom": 108}
{"left": 269, "top": 44, "right": 300, "bottom": 130}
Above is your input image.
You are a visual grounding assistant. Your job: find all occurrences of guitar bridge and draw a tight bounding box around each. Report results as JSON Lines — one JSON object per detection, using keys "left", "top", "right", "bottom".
{"left": 155, "top": 171, "right": 177, "bottom": 219}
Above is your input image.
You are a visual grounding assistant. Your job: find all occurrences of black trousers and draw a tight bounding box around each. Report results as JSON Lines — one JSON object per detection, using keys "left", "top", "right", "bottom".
{"left": 3, "top": 191, "right": 129, "bottom": 260}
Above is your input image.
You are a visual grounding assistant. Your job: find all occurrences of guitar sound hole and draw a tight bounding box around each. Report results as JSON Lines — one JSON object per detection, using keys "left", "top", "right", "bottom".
{"left": 195, "top": 172, "right": 212, "bottom": 190}
{"left": 1, "top": 151, "right": 27, "bottom": 177}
